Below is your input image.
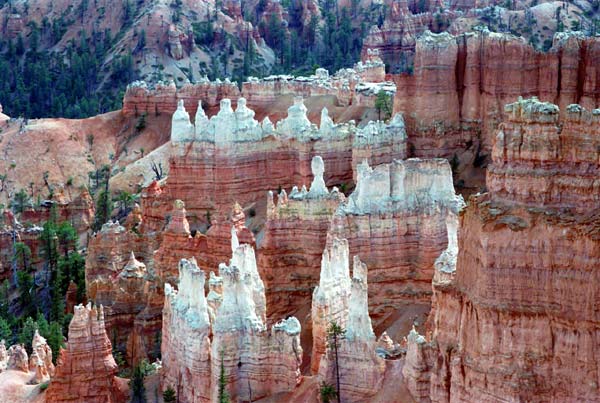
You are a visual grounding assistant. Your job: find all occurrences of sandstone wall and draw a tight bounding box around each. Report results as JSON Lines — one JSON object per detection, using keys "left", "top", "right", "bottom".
{"left": 166, "top": 98, "right": 406, "bottom": 223}
{"left": 411, "top": 98, "right": 600, "bottom": 403}
{"left": 328, "top": 158, "right": 463, "bottom": 324}
{"left": 160, "top": 237, "right": 302, "bottom": 403}
{"left": 122, "top": 55, "right": 391, "bottom": 119}
{"left": 392, "top": 30, "right": 600, "bottom": 158}
{"left": 258, "top": 156, "right": 346, "bottom": 322}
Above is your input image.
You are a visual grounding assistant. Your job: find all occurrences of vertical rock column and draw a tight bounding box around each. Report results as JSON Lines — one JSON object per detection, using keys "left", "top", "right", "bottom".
{"left": 45, "top": 303, "right": 121, "bottom": 403}
{"left": 210, "top": 242, "right": 302, "bottom": 402}
{"left": 318, "top": 256, "right": 386, "bottom": 402}
{"left": 161, "top": 258, "right": 212, "bottom": 403}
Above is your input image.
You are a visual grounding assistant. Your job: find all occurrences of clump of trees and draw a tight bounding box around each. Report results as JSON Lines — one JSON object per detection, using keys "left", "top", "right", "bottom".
{"left": 0, "top": 24, "right": 136, "bottom": 119}
{"left": 0, "top": 204, "right": 85, "bottom": 363}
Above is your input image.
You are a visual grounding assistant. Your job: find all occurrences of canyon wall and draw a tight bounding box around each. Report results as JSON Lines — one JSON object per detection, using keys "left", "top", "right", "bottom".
{"left": 122, "top": 53, "right": 390, "bottom": 119}
{"left": 391, "top": 30, "right": 600, "bottom": 159}
{"left": 165, "top": 97, "right": 405, "bottom": 225}
{"left": 258, "top": 156, "right": 346, "bottom": 322}
{"left": 407, "top": 97, "right": 600, "bottom": 403}
{"left": 328, "top": 158, "right": 463, "bottom": 324}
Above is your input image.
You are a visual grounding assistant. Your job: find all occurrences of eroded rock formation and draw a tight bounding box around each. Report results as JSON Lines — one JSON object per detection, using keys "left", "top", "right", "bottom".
{"left": 392, "top": 30, "right": 600, "bottom": 159}
{"left": 7, "top": 344, "right": 28, "bottom": 373}
{"left": 161, "top": 233, "right": 302, "bottom": 402}
{"left": 318, "top": 256, "right": 386, "bottom": 402}
{"left": 328, "top": 158, "right": 463, "bottom": 324}
{"left": 45, "top": 303, "right": 122, "bottom": 403}
{"left": 166, "top": 96, "right": 406, "bottom": 224}
{"left": 407, "top": 97, "right": 600, "bottom": 403}
{"left": 259, "top": 156, "right": 346, "bottom": 322}
{"left": 211, "top": 241, "right": 302, "bottom": 402}
{"left": 30, "top": 330, "right": 55, "bottom": 384}
{"left": 123, "top": 53, "right": 393, "bottom": 119}
{"left": 311, "top": 237, "right": 351, "bottom": 373}
{"left": 162, "top": 258, "right": 212, "bottom": 403}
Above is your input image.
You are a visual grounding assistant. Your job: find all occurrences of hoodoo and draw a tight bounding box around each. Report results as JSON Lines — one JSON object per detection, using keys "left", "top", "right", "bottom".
{"left": 1, "top": 3, "right": 600, "bottom": 400}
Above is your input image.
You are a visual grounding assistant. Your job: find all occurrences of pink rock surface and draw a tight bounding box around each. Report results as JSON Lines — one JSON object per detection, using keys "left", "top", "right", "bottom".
{"left": 45, "top": 304, "right": 122, "bottom": 403}
{"left": 409, "top": 98, "right": 600, "bottom": 403}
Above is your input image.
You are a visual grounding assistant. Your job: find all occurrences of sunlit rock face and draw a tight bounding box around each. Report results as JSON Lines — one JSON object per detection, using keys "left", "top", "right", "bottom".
{"left": 328, "top": 158, "right": 463, "bottom": 324}
{"left": 408, "top": 98, "right": 600, "bottom": 403}
{"left": 30, "top": 330, "right": 55, "bottom": 384}
{"left": 311, "top": 237, "right": 352, "bottom": 374}
{"left": 210, "top": 241, "right": 302, "bottom": 402}
{"left": 161, "top": 233, "right": 302, "bottom": 403}
{"left": 45, "top": 303, "right": 122, "bottom": 403}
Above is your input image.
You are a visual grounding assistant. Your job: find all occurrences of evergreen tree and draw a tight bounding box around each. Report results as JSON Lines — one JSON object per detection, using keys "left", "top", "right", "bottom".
{"left": 326, "top": 321, "right": 345, "bottom": 403}
{"left": 374, "top": 90, "right": 392, "bottom": 121}
{"left": 14, "top": 242, "right": 32, "bottom": 273}
{"left": 218, "top": 350, "right": 230, "bottom": 403}
{"left": 11, "top": 189, "right": 31, "bottom": 214}
{"left": 0, "top": 317, "right": 12, "bottom": 342}
{"left": 93, "top": 189, "right": 113, "bottom": 231}
{"left": 45, "top": 321, "right": 64, "bottom": 365}
{"left": 130, "top": 364, "right": 147, "bottom": 403}
{"left": 17, "top": 272, "right": 36, "bottom": 318}
{"left": 319, "top": 382, "right": 338, "bottom": 403}
{"left": 18, "top": 316, "right": 37, "bottom": 353}
{"left": 163, "top": 387, "right": 176, "bottom": 403}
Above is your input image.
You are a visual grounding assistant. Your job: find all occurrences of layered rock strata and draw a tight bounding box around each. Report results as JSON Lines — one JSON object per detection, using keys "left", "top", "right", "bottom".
{"left": 162, "top": 258, "right": 212, "bottom": 403}
{"left": 488, "top": 98, "right": 600, "bottom": 210}
{"left": 86, "top": 221, "right": 151, "bottom": 362}
{"left": 317, "top": 256, "right": 386, "bottom": 402}
{"left": 161, "top": 237, "right": 302, "bottom": 403}
{"left": 167, "top": 97, "right": 406, "bottom": 223}
{"left": 123, "top": 53, "right": 392, "bottom": 118}
{"left": 259, "top": 156, "right": 346, "bottom": 322}
{"left": 210, "top": 242, "right": 301, "bottom": 402}
{"left": 392, "top": 30, "right": 600, "bottom": 158}
{"left": 311, "top": 237, "right": 352, "bottom": 373}
{"left": 409, "top": 98, "right": 600, "bottom": 403}
{"left": 328, "top": 158, "right": 463, "bottom": 323}
{"left": 45, "top": 303, "right": 121, "bottom": 403}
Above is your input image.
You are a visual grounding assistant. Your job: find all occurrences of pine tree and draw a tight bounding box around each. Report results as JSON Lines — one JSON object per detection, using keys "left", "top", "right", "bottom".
{"left": 327, "top": 321, "right": 345, "bottom": 403}
{"left": 11, "top": 189, "right": 31, "bottom": 214}
{"left": 163, "top": 387, "right": 176, "bottom": 403}
{"left": 374, "top": 90, "right": 392, "bottom": 121}
{"left": 14, "top": 242, "right": 32, "bottom": 273}
{"left": 0, "top": 317, "right": 12, "bottom": 342}
{"left": 18, "top": 316, "right": 37, "bottom": 353}
{"left": 130, "top": 364, "right": 147, "bottom": 403}
{"left": 45, "top": 321, "right": 64, "bottom": 364}
{"left": 218, "top": 350, "right": 230, "bottom": 403}
{"left": 16, "top": 272, "right": 36, "bottom": 318}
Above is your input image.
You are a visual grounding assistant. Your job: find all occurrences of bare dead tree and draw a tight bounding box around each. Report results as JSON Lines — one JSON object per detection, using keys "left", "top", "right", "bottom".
{"left": 150, "top": 160, "right": 163, "bottom": 181}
